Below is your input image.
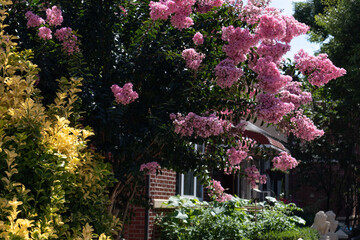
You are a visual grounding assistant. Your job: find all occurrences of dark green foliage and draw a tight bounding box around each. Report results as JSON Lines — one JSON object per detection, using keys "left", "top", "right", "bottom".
{"left": 292, "top": 0, "right": 360, "bottom": 227}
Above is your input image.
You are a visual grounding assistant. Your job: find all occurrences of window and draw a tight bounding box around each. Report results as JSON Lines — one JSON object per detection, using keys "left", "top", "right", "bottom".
{"left": 176, "top": 171, "right": 203, "bottom": 200}
{"left": 175, "top": 144, "right": 204, "bottom": 200}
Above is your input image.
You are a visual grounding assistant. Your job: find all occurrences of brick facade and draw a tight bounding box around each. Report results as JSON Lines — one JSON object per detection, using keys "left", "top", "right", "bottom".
{"left": 123, "top": 169, "right": 176, "bottom": 240}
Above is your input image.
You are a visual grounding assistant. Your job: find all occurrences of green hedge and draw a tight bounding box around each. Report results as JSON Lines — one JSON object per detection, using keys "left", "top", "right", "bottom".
{"left": 254, "top": 227, "right": 320, "bottom": 240}
{"left": 156, "top": 196, "right": 311, "bottom": 240}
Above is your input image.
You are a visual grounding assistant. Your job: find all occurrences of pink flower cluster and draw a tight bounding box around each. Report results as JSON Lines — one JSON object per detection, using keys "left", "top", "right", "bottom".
{"left": 221, "top": 25, "right": 258, "bottom": 64}
{"left": 248, "top": 0, "right": 271, "bottom": 8}
{"left": 197, "top": 0, "right": 224, "bottom": 13}
{"left": 149, "top": 0, "right": 196, "bottom": 30}
{"left": 46, "top": 6, "right": 63, "bottom": 27}
{"left": 279, "top": 81, "right": 312, "bottom": 109}
{"left": 289, "top": 111, "right": 324, "bottom": 141}
{"left": 226, "top": 139, "right": 252, "bottom": 166}
{"left": 111, "top": 83, "right": 139, "bottom": 105}
{"left": 38, "top": 27, "right": 52, "bottom": 40}
{"left": 170, "top": 112, "right": 230, "bottom": 138}
{"left": 255, "top": 11, "right": 309, "bottom": 43}
{"left": 272, "top": 152, "right": 298, "bottom": 172}
{"left": 256, "top": 93, "right": 294, "bottom": 123}
{"left": 257, "top": 40, "right": 290, "bottom": 64}
{"left": 140, "top": 161, "right": 160, "bottom": 174}
{"left": 25, "top": 6, "right": 80, "bottom": 55}
{"left": 240, "top": 3, "right": 263, "bottom": 25}
{"left": 256, "top": 14, "right": 286, "bottom": 41}
{"left": 206, "top": 180, "right": 233, "bottom": 202}
{"left": 227, "top": 147, "right": 247, "bottom": 166}
{"left": 214, "top": 58, "right": 244, "bottom": 88}
{"left": 253, "top": 56, "right": 292, "bottom": 93}
{"left": 294, "top": 49, "right": 346, "bottom": 86}
{"left": 25, "top": 11, "right": 45, "bottom": 28}
{"left": 182, "top": 48, "right": 205, "bottom": 70}
{"left": 55, "top": 27, "right": 80, "bottom": 54}
{"left": 244, "top": 165, "right": 266, "bottom": 189}
{"left": 281, "top": 15, "right": 310, "bottom": 43}
{"left": 193, "top": 32, "right": 204, "bottom": 45}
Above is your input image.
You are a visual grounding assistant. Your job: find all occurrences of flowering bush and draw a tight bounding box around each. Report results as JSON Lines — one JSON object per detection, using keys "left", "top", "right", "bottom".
{"left": 4, "top": 0, "right": 347, "bottom": 229}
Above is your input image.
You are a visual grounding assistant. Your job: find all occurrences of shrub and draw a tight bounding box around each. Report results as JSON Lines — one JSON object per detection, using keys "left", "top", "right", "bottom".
{"left": 255, "top": 227, "right": 319, "bottom": 240}
{"left": 0, "top": 2, "right": 119, "bottom": 239}
{"left": 156, "top": 196, "right": 307, "bottom": 240}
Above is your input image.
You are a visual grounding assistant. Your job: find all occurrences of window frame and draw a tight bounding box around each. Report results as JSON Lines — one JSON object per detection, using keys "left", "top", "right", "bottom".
{"left": 178, "top": 171, "right": 203, "bottom": 200}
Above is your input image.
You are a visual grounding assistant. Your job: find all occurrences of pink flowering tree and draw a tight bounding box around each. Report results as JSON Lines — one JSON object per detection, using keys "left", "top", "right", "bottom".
{"left": 6, "top": 0, "right": 346, "bottom": 229}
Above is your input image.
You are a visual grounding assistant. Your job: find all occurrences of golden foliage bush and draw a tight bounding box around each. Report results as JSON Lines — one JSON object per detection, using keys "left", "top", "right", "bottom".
{"left": 0, "top": 1, "right": 120, "bottom": 239}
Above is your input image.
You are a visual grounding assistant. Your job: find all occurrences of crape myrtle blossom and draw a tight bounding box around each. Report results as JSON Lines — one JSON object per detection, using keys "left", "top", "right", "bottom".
{"left": 279, "top": 110, "right": 324, "bottom": 141}
{"left": 240, "top": 3, "right": 262, "bottom": 25}
{"left": 241, "top": 3, "right": 308, "bottom": 43}
{"left": 214, "top": 58, "right": 244, "bottom": 88}
{"left": 294, "top": 49, "right": 346, "bottom": 86}
{"left": 248, "top": 0, "right": 271, "bottom": 8}
{"left": 226, "top": 138, "right": 254, "bottom": 166}
{"left": 38, "top": 27, "right": 52, "bottom": 40}
{"left": 55, "top": 27, "right": 80, "bottom": 54}
{"left": 281, "top": 15, "right": 310, "bottom": 43}
{"left": 182, "top": 48, "right": 205, "bottom": 70}
{"left": 244, "top": 165, "right": 266, "bottom": 189}
{"left": 149, "top": 0, "right": 196, "bottom": 30}
{"left": 25, "top": 11, "right": 45, "bottom": 28}
{"left": 279, "top": 81, "right": 312, "bottom": 109}
{"left": 111, "top": 83, "right": 139, "bottom": 105}
{"left": 253, "top": 56, "right": 292, "bottom": 94}
{"left": 223, "top": 165, "right": 241, "bottom": 175}
{"left": 197, "top": 0, "right": 224, "bottom": 13}
{"left": 257, "top": 40, "right": 290, "bottom": 64}
{"left": 25, "top": 6, "right": 80, "bottom": 55}
{"left": 170, "top": 13, "right": 194, "bottom": 30}
{"left": 206, "top": 180, "right": 233, "bottom": 202}
{"left": 54, "top": 27, "right": 73, "bottom": 41}
{"left": 46, "top": 6, "right": 63, "bottom": 26}
{"left": 221, "top": 26, "right": 258, "bottom": 64}
{"left": 255, "top": 93, "right": 294, "bottom": 123}
{"left": 140, "top": 162, "right": 160, "bottom": 174}
{"left": 170, "top": 112, "right": 231, "bottom": 138}
{"left": 272, "top": 152, "right": 298, "bottom": 172}
{"left": 227, "top": 147, "right": 247, "bottom": 166}
{"left": 149, "top": 1, "right": 170, "bottom": 20}
{"left": 256, "top": 14, "right": 286, "bottom": 41}
{"left": 193, "top": 32, "right": 204, "bottom": 45}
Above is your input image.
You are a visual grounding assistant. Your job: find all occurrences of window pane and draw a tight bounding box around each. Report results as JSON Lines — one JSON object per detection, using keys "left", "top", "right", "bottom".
{"left": 183, "top": 171, "right": 194, "bottom": 195}
{"left": 196, "top": 177, "right": 203, "bottom": 198}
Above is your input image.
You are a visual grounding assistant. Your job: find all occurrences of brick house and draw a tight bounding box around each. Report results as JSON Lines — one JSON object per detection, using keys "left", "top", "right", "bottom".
{"left": 123, "top": 122, "right": 289, "bottom": 240}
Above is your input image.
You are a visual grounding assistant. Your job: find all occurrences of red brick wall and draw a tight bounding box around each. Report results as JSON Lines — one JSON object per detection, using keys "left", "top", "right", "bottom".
{"left": 122, "top": 205, "right": 146, "bottom": 240}
{"left": 123, "top": 169, "right": 177, "bottom": 240}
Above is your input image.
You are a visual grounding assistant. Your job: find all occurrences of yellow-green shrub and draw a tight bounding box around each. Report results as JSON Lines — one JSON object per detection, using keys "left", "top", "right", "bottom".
{"left": 0, "top": 1, "right": 119, "bottom": 239}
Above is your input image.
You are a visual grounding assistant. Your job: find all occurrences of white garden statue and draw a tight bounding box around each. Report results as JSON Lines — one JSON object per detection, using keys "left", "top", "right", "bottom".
{"left": 311, "top": 211, "right": 330, "bottom": 240}
{"left": 325, "top": 211, "right": 339, "bottom": 240}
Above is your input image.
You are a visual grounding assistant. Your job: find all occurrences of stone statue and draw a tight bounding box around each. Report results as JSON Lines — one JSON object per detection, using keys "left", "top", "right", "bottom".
{"left": 325, "top": 211, "right": 339, "bottom": 240}
{"left": 311, "top": 211, "right": 330, "bottom": 239}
